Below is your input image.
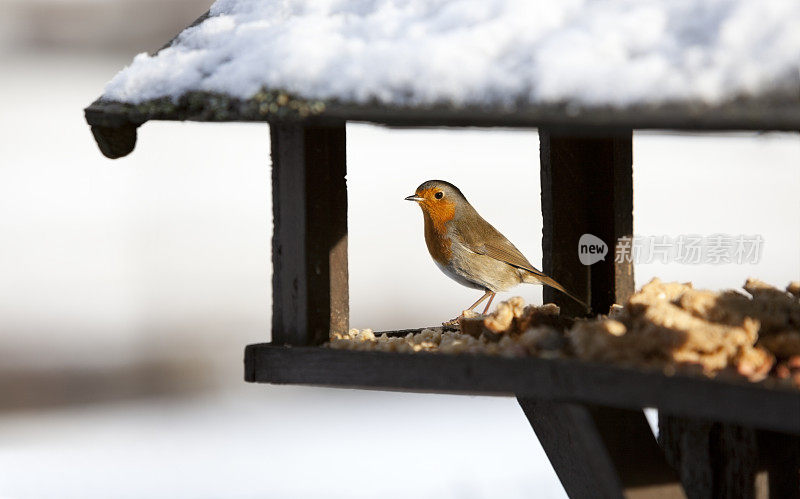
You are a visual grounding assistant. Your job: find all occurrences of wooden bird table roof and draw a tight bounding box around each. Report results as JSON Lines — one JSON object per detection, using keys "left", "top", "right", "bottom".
{"left": 84, "top": 6, "right": 800, "bottom": 158}
{"left": 86, "top": 90, "right": 800, "bottom": 158}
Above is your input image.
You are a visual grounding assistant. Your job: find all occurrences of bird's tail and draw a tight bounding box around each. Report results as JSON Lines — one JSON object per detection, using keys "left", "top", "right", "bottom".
{"left": 524, "top": 271, "right": 590, "bottom": 312}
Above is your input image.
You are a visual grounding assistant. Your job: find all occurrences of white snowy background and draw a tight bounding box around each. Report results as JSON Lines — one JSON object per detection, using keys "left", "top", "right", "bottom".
{"left": 0, "top": 1, "right": 799, "bottom": 498}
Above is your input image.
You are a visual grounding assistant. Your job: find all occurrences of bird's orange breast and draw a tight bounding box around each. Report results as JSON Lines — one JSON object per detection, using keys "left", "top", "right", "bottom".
{"left": 421, "top": 197, "right": 456, "bottom": 264}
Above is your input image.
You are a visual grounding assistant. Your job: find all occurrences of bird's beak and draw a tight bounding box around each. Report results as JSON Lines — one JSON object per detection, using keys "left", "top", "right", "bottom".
{"left": 404, "top": 195, "right": 424, "bottom": 202}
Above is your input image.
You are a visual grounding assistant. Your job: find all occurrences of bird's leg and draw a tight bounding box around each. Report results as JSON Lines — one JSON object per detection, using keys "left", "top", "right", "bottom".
{"left": 481, "top": 291, "right": 496, "bottom": 315}
{"left": 467, "top": 290, "right": 492, "bottom": 312}
{"left": 442, "top": 290, "right": 492, "bottom": 327}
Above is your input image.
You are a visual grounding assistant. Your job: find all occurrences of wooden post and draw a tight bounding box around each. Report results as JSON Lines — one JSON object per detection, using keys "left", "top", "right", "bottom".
{"left": 658, "top": 416, "right": 770, "bottom": 499}
{"left": 758, "top": 430, "right": 800, "bottom": 498}
{"left": 539, "top": 130, "right": 634, "bottom": 316}
{"left": 518, "top": 400, "right": 684, "bottom": 498}
{"left": 520, "top": 131, "right": 684, "bottom": 497}
{"left": 270, "top": 122, "right": 348, "bottom": 346}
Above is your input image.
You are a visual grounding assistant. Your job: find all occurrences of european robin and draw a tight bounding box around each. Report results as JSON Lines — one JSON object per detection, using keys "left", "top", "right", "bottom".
{"left": 405, "top": 180, "right": 588, "bottom": 321}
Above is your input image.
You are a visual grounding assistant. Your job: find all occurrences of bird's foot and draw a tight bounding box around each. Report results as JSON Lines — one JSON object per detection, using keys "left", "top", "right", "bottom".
{"left": 441, "top": 309, "right": 482, "bottom": 329}
{"left": 441, "top": 317, "right": 460, "bottom": 328}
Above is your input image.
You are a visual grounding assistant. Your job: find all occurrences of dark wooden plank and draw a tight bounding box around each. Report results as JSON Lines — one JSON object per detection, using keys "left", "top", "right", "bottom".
{"left": 85, "top": 10, "right": 211, "bottom": 160}
{"left": 758, "top": 430, "right": 800, "bottom": 498}
{"left": 659, "top": 416, "right": 762, "bottom": 499}
{"left": 320, "top": 101, "right": 800, "bottom": 132}
{"left": 84, "top": 94, "right": 800, "bottom": 159}
{"left": 90, "top": 124, "right": 138, "bottom": 159}
{"left": 518, "top": 400, "right": 685, "bottom": 498}
{"left": 587, "top": 407, "right": 685, "bottom": 498}
{"left": 84, "top": 95, "right": 800, "bottom": 131}
{"left": 533, "top": 131, "right": 682, "bottom": 497}
{"left": 270, "top": 123, "right": 348, "bottom": 345}
{"left": 518, "top": 398, "right": 625, "bottom": 498}
{"left": 540, "top": 130, "right": 634, "bottom": 316}
{"left": 658, "top": 417, "right": 714, "bottom": 498}
{"left": 243, "top": 344, "right": 800, "bottom": 435}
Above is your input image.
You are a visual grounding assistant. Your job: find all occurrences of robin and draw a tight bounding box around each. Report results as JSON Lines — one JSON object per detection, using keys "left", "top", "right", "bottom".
{"left": 405, "top": 180, "right": 588, "bottom": 322}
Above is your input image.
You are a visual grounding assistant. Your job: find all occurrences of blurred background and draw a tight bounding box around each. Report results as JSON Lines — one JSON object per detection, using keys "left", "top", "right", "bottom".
{"left": 0, "top": 0, "right": 798, "bottom": 497}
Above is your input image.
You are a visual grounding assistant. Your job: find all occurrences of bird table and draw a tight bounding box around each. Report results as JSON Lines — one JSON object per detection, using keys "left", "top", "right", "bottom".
{"left": 84, "top": 8, "right": 800, "bottom": 499}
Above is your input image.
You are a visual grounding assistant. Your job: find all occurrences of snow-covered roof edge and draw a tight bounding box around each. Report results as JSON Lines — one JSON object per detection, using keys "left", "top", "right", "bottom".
{"left": 101, "top": 0, "right": 800, "bottom": 109}
{"left": 85, "top": 4, "right": 800, "bottom": 159}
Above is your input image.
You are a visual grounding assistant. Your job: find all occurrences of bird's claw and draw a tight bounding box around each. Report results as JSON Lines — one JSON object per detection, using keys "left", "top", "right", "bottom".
{"left": 441, "top": 317, "right": 461, "bottom": 328}
{"left": 442, "top": 309, "right": 482, "bottom": 329}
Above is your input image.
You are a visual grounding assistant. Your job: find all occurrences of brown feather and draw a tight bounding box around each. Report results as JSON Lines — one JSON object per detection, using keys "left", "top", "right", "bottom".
{"left": 454, "top": 212, "right": 589, "bottom": 310}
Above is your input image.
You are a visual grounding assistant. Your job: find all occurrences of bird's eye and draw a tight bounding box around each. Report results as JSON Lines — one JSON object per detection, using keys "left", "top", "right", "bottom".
{"left": 434, "top": 191, "right": 444, "bottom": 199}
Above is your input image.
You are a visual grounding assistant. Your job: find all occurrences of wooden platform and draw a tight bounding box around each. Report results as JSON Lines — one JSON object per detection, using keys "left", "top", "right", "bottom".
{"left": 245, "top": 339, "right": 800, "bottom": 435}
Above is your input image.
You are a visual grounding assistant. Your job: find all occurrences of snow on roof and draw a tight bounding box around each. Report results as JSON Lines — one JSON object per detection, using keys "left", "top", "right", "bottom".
{"left": 102, "top": 0, "right": 800, "bottom": 108}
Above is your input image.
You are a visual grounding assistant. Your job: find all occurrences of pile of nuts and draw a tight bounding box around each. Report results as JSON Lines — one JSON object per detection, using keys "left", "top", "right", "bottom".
{"left": 569, "top": 278, "right": 799, "bottom": 382}
{"left": 328, "top": 322, "right": 565, "bottom": 357}
{"left": 327, "top": 278, "right": 800, "bottom": 386}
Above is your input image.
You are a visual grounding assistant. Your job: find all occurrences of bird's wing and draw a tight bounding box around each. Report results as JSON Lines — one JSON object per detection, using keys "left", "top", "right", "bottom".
{"left": 455, "top": 221, "right": 549, "bottom": 279}
{"left": 455, "top": 219, "right": 589, "bottom": 310}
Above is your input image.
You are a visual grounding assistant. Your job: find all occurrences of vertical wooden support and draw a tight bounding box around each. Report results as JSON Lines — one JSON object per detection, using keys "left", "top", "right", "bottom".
{"left": 518, "top": 400, "right": 684, "bottom": 498}
{"left": 658, "top": 416, "right": 768, "bottom": 499}
{"left": 518, "top": 399, "right": 624, "bottom": 497}
{"left": 758, "top": 430, "right": 800, "bottom": 498}
{"left": 522, "top": 131, "right": 683, "bottom": 497}
{"left": 270, "top": 122, "right": 348, "bottom": 346}
{"left": 539, "top": 129, "right": 634, "bottom": 316}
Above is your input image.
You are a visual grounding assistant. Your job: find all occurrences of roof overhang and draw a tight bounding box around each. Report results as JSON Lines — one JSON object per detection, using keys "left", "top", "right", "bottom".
{"left": 84, "top": 10, "right": 800, "bottom": 159}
